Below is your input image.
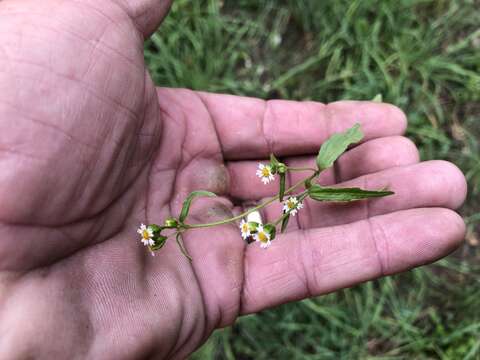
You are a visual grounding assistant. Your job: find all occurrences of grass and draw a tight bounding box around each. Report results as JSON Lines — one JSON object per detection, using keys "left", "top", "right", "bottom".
{"left": 144, "top": 0, "right": 480, "bottom": 358}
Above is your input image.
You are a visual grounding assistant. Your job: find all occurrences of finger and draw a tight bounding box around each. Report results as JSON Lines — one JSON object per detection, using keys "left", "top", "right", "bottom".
{"left": 241, "top": 208, "right": 465, "bottom": 314}
{"left": 335, "top": 135, "right": 419, "bottom": 181}
{"left": 196, "top": 92, "right": 407, "bottom": 160}
{"left": 298, "top": 160, "right": 467, "bottom": 229}
{"left": 228, "top": 136, "right": 419, "bottom": 201}
{"left": 115, "top": 0, "right": 173, "bottom": 38}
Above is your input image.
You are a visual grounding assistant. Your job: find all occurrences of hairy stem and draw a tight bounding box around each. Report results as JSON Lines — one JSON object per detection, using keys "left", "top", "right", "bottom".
{"left": 184, "top": 173, "right": 319, "bottom": 229}
{"left": 287, "top": 167, "right": 318, "bottom": 172}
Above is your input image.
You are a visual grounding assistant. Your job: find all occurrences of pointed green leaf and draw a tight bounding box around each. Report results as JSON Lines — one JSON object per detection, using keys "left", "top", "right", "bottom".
{"left": 316, "top": 124, "right": 363, "bottom": 170}
{"left": 281, "top": 214, "right": 290, "bottom": 233}
{"left": 279, "top": 173, "right": 286, "bottom": 201}
{"left": 372, "top": 94, "right": 383, "bottom": 102}
{"left": 308, "top": 185, "right": 394, "bottom": 202}
{"left": 179, "top": 190, "right": 217, "bottom": 223}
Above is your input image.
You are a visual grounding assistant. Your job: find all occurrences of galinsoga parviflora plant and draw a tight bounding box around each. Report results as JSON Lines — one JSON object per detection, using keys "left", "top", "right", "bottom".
{"left": 137, "top": 124, "right": 394, "bottom": 260}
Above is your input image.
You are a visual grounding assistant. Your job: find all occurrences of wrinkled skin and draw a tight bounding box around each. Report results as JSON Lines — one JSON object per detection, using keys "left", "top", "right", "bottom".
{"left": 0, "top": 1, "right": 468, "bottom": 359}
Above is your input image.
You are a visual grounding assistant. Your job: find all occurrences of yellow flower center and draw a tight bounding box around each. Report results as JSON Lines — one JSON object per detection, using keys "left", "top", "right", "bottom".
{"left": 261, "top": 167, "right": 270, "bottom": 177}
{"left": 287, "top": 200, "right": 295, "bottom": 209}
{"left": 142, "top": 230, "right": 151, "bottom": 239}
{"left": 242, "top": 223, "right": 249, "bottom": 233}
{"left": 257, "top": 231, "right": 268, "bottom": 243}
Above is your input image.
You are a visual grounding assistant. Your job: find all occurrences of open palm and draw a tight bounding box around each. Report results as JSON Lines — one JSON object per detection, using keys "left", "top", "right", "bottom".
{"left": 0, "top": 1, "right": 467, "bottom": 359}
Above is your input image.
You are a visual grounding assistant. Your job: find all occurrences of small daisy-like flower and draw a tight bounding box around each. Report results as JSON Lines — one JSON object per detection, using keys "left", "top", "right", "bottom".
{"left": 256, "top": 163, "right": 275, "bottom": 184}
{"left": 283, "top": 196, "right": 304, "bottom": 217}
{"left": 137, "top": 223, "right": 155, "bottom": 247}
{"left": 254, "top": 225, "right": 272, "bottom": 249}
{"left": 239, "top": 219, "right": 250, "bottom": 240}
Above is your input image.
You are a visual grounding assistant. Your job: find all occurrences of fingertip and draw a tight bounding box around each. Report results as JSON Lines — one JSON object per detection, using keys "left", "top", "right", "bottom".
{"left": 441, "top": 208, "right": 467, "bottom": 248}
{"left": 417, "top": 207, "right": 465, "bottom": 251}
{"left": 393, "top": 136, "right": 420, "bottom": 164}
{"left": 336, "top": 135, "right": 419, "bottom": 181}
{"left": 371, "top": 208, "right": 466, "bottom": 274}
{"left": 423, "top": 208, "right": 466, "bottom": 257}
{"left": 123, "top": 0, "right": 173, "bottom": 38}
{"left": 384, "top": 103, "right": 408, "bottom": 135}
{"left": 327, "top": 101, "right": 408, "bottom": 139}
{"left": 430, "top": 160, "right": 468, "bottom": 209}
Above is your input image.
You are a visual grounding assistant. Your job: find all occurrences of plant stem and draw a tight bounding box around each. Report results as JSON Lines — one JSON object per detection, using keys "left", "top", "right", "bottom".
{"left": 175, "top": 232, "right": 193, "bottom": 261}
{"left": 288, "top": 167, "right": 318, "bottom": 172}
{"left": 184, "top": 173, "right": 319, "bottom": 229}
{"left": 274, "top": 212, "right": 290, "bottom": 226}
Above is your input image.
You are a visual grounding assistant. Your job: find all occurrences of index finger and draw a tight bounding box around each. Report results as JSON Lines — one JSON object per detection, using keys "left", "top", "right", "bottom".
{"left": 196, "top": 92, "right": 407, "bottom": 160}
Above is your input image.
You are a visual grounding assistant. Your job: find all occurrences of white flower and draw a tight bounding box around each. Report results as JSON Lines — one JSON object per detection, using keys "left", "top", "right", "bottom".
{"left": 137, "top": 223, "right": 155, "bottom": 247}
{"left": 239, "top": 219, "right": 250, "bottom": 240}
{"left": 283, "top": 196, "right": 304, "bottom": 217}
{"left": 256, "top": 163, "right": 275, "bottom": 184}
{"left": 254, "top": 225, "right": 271, "bottom": 249}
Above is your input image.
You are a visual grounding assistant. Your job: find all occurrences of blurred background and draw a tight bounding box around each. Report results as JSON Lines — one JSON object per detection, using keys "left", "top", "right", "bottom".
{"left": 144, "top": 0, "right": 480, "bottom": 358}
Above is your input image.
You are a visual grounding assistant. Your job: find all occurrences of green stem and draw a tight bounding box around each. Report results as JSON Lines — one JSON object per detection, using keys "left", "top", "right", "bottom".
{"left": 288, "top": 167, "right": 318, "bottom": 172}
{"left": 274, "top": 212, "right": 289, "bottom": 226}
{"left": 176, "top": 232, "right": 193, "bottom": 261}
{"left": 184, "top": 173, "right": 319, "bottom": 229}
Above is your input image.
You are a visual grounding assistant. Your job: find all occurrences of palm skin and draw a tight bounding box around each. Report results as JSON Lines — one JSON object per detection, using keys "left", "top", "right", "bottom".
{"left": 0, "top": 0, "right": 468, "bottom": 359}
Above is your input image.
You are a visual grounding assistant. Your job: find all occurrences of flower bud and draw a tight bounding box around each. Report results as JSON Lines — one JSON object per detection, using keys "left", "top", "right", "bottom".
{"left": 164, "top": 218, "right": 179, "bottom": 228}
{"left": 148, "top": 224, "right": 162, "bottom": 235}
{"left": 150, "top": 235, "right": 168, "bottom": 251}
{"left": 263, "top": 224, "right": 276, "bottom": 241}
{"left": 247, "top": 221, "right": 259, "bottom": 234}
{"left": 269, "top": 154, "right": 280, "bottom": 174}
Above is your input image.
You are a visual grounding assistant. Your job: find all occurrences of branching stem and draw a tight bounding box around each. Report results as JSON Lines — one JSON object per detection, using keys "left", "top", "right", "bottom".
{"left": 184, "top": 172, "right": 319, "bottom": 229}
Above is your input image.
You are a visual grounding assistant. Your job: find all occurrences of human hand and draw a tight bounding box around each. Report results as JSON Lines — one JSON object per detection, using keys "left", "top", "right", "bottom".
{"left": 0, "top": 0, "right": 467, "bottom": 358}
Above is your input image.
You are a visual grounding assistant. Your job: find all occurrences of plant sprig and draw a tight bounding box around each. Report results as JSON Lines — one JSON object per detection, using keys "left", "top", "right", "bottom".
{"left": 137, "top": 124, "right": 394, "bottom": 259}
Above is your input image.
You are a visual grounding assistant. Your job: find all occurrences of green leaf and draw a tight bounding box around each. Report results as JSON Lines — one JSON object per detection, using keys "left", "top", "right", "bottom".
{"left": 308, "top": 185, "right": 394, "bottom": 202}
{"left": 281, "top": 214, "right": 290, "bottom": 233}
{"left": 372, "top": 93, "right": 383, "bottom": 102}
{"left": 316, "top": 124, "right": 363, "bottom": 170}
{"left": 279, "top": 173, "right": 286, "bottom": 201}
{"left": 179, "top": 190, "right": 217, "bottom": 223}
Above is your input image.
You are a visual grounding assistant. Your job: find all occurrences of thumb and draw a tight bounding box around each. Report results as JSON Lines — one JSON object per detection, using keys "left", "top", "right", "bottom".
{"left": 116, "top": 0, "right": 173, "bottom": 38}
